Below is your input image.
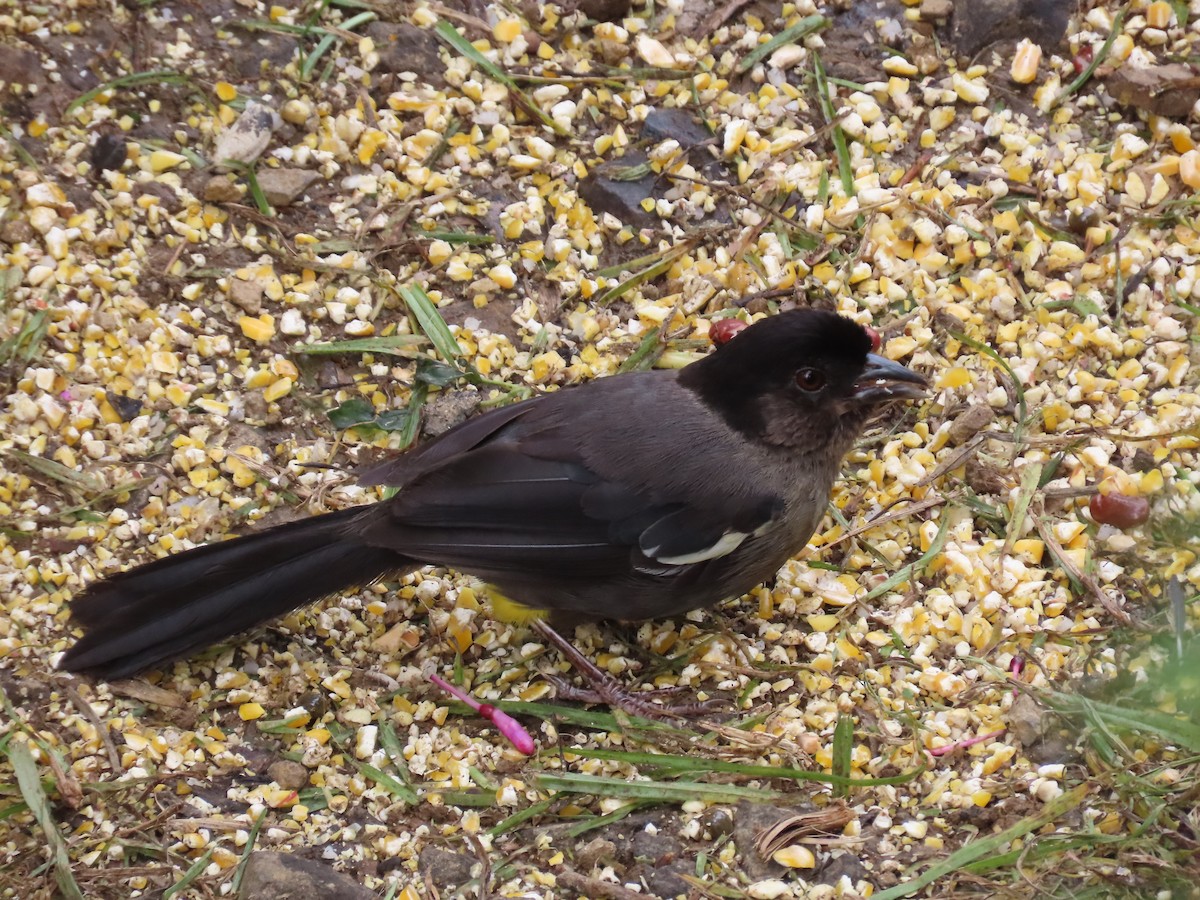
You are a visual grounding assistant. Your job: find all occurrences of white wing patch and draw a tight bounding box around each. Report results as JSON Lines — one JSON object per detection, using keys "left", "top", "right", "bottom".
{"left": 649, "top": 530, "right": 751, "bottom": 566}
{"left": 644, "top": 518, "right": 778, "bottom": 567}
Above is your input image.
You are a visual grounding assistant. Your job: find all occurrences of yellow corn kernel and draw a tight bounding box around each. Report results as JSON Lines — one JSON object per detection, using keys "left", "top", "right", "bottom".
{"left": 806, "top": 614, "right": 840, "bottom": 632}
{"left": 1010, "top": 40, "right": 1041, "bottom": 84}
{"left": 938, "top": 367, "right": 971, "bottom": 389}
{"left": 493, "top": 18, "right": 523, "bottom": 43}
{"left": 239, "top": 314, "right": 275, "bottom": 342}
{"left": 239, "top": 702, "right": 265, "bottom": 721}
{"left": 1012, "top": 538, "right": 1044, "bottom": 564}
{"left": 1180, "top": 150, "right": 1200, "bottom": 189}
{"left": 773, "top": 846, "right": 816, "bottom": 869}
{"left": 263, "top": 378, "right": 293, "bottom": 402}
{"left": 1145, "top": 1, "right": 1172, "bottom": 28}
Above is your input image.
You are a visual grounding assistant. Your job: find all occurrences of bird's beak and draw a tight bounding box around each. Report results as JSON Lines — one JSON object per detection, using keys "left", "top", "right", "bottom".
{"left": 852, "top": 354, "right": 927, "bottom": 405}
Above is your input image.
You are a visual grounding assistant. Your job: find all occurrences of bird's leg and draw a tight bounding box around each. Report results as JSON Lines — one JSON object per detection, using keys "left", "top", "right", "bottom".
{"left": 530, "top": 619, "right": 720, "bottom": 719}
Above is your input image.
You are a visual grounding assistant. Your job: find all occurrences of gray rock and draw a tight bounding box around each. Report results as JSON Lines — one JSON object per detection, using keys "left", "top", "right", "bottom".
{"left": 267, "top": 759, "right": 309, "bottom": 791}
{"left": 947, "top": 404, "right": 994, "bottom": 445}
{"left": 421, "top": 390, "right": 482, "bottom": 438}
{"left": 578, "top": 150, "right": 657, "bottom": 228}
{"left": 919, "top": 0, "right": 954, "bottom": 20}
{"left": 202, "top": 175, "right": 244, "bottom": 203}
{"left": 214, "top": 101, "right": 281, "bottom": 168}
{"left": 238, "top": 851, "right": 374, "bottom": 900}
{"left": 418, "top": 846, "right": 477, "bottom": 890}
{"left": 0, "top": 46, "right": 44, "bottom": 88}
{"left": 951, "top": 0, "right": 1069, "bottom": 55}
{"left": 732, "top": 800, "right": 796, "bottom": 880}
{"left": 229, "top": 276, "right": 265, "bottom": 315}
{"left": 641, "top": 108, "right": 712, "bottom": 150}
{"left": 368, "top": 23, "right": 446, "bottom": 87}
{"left": 816, "top": 851, "right": 868, "bottom": 887}
{"left": 256, "top": 168, "right": 320, "bottom": 207}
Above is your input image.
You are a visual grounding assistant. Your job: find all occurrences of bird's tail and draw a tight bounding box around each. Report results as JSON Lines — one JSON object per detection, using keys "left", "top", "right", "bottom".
{"left": 58, "top": 506, "right": 411, "bottom": 679}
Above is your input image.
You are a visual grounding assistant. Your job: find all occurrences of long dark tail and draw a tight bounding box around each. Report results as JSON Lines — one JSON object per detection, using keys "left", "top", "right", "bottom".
{"left": 58, "top": 506, "right": 412, "bottom": 679}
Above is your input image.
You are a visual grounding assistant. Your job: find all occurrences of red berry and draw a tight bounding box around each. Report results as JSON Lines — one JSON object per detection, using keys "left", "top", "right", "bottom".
{"left": 1089, "top": 492, "right": 1149, "bottom": 529}
{"left": 710, "top": 318, "right": 748, "bottom": 346}
{"left": 1072, "top": 45, "right": 1094, "bottom": 75}
{"left": 865, "top": 325, "right": 882, "bottom": 352}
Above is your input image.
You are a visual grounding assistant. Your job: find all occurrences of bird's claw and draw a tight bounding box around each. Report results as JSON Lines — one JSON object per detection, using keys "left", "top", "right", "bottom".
{"left": 543, "top": 673, "right": 724, "bottom": 720}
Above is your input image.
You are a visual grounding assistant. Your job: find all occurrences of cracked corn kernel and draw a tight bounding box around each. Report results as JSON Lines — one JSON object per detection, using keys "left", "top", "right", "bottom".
{"left": 772, "top": 845, "right": 816, "bottom": 868}
{"left": 149, "top": 150, "right": 188, "bottom": 172}
{"left": 1180, "top": 150, "right": 1200, "bottom": 189}
{"left": 488, "top": 264, "right": 517, "bottom": 289}
{"left": 493, "top": 18, "right": 523, "bottom": 43}
{"left": 1145, "top": 0, "right": 1172, "bottom": 27}
{"left": 263, "top": 378, "right": 293, "bottom": 402}
{"left": 239, "top": 315, "right": 276, "bottom": 342}
{"left": 239, "top": 702, "right": 265, "bottom": 721}
{"left": 427, "top": 240, "right": 453, "bottom": 265}
{"left": 1010, "top": 40, "right": 1041, "bottom": 84}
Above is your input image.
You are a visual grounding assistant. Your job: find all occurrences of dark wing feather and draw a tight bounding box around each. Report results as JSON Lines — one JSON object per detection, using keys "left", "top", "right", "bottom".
{"left": 362, "top": 440, "right": 782, "bottom": 585}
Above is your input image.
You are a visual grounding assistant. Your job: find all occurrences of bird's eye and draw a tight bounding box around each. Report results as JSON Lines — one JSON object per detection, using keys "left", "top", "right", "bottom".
{"left": 794, "top": 368, "right": 826, "bottom": 392}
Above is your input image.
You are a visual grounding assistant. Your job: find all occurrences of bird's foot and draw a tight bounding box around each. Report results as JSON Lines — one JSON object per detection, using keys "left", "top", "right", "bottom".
{"left": 531, "top": 619, "right": 721, "bottom": 720}
{"left": 544, "top": 673, "right": 720, "bottom": 719}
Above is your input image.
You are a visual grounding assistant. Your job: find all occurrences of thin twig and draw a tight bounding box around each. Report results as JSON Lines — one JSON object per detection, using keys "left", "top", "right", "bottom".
{"left": 64, "top": 682, "right": 123, "bottom": 772}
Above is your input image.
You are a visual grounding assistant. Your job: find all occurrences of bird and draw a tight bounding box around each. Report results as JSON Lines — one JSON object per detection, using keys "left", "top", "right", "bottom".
{"left": 58, "top": 308, "right": 926, "bottom": 714}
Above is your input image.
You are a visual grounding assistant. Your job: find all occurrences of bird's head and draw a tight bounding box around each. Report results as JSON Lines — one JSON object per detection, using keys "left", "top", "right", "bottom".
{"left": 679, "top": 309, "right": 927, "bottom": 455}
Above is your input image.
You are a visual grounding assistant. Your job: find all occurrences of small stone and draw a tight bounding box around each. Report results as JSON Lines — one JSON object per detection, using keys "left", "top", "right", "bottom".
{"left": 213, "top": 100, "right": 280, "bottom": 167}
{"left": 229, "top": 277, "right": 265, "bottom": 315}
{"left": 203, "top": 175, "right": 244, "bottom": 203}
{"left": 920, "top": 0, "right": 953, "bottom": 19}
{"left": 0, "top": 218, "right": 34, "bottom": 244}
{"left": 421, "top": 390, "right": 481, "bottom": 438}
{"left": 366, "top": 22, "right": 447, "bottom": 87}
{"left": 947, "top": 404, "right": 994, "bottom": 445}
{"left": 239, "top": 852, "right": 374, "bottom": 900}
{"left": 268, "top": 760, "right": 309, "bottom": 790}
{"left": 418, "top": 848, "right": 477, "bottom": 890}
{"left": 966, "top": 459, "right": 1007, "bottom": 495}
{"left": 256, "top": 168, "right": 320, "bottom": 207}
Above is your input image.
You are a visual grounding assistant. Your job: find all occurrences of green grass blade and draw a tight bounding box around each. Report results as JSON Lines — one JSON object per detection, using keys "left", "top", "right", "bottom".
{"left": 66, "top": 70, "right": 198, "bottom": 115}
{"left": 534, "top": 771, "right": 784, "bottom": 803}
{"left": 292, "top": 335, "right": 428, "bottom": 358}
{"left": 812, "top": 52, "right": 854, "bottom": 201}
{"left": 397, "top": 284, "right": 463, "bottom": 363}
{"left": 831, "top": 713, "right": 853, "bottom": 798}
{"left": 1045, "top": 693, "right": 1200, "bottom": 753}
{"left": 354, "top": 761, "right": 420, "bottom": 805}
{"left": 860, "top": 506, "right": 956, "bottom": 603}
{"left": 617, "top": 326, "right": 664, "bottom": 373}
{"left": 736, "top": 15, "right": 828, "bottom": 73}
{"left": 434, "top": 21, "right": 566, "bottom": 135}
{"left": 10, "top": 741, "right": 85, "bottom": 900}
{"left": 162, "top": 847, "right": 215, "bottom": 898}
{"left": 488, "top": 796, "right": 558, "bottom": 836}
{"left": 229, "top": 812, "right": 267, "bottom": 894}
{"left": 566, "top": 746, "right": 924, "bottom": 788}
{"left": 5, "top": 449, "right": 105, "bottom": 494}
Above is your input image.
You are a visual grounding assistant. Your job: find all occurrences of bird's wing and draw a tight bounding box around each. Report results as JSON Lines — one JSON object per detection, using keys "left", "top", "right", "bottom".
{"left": 361, "top": 430, "right": 782, "bottom": 583}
